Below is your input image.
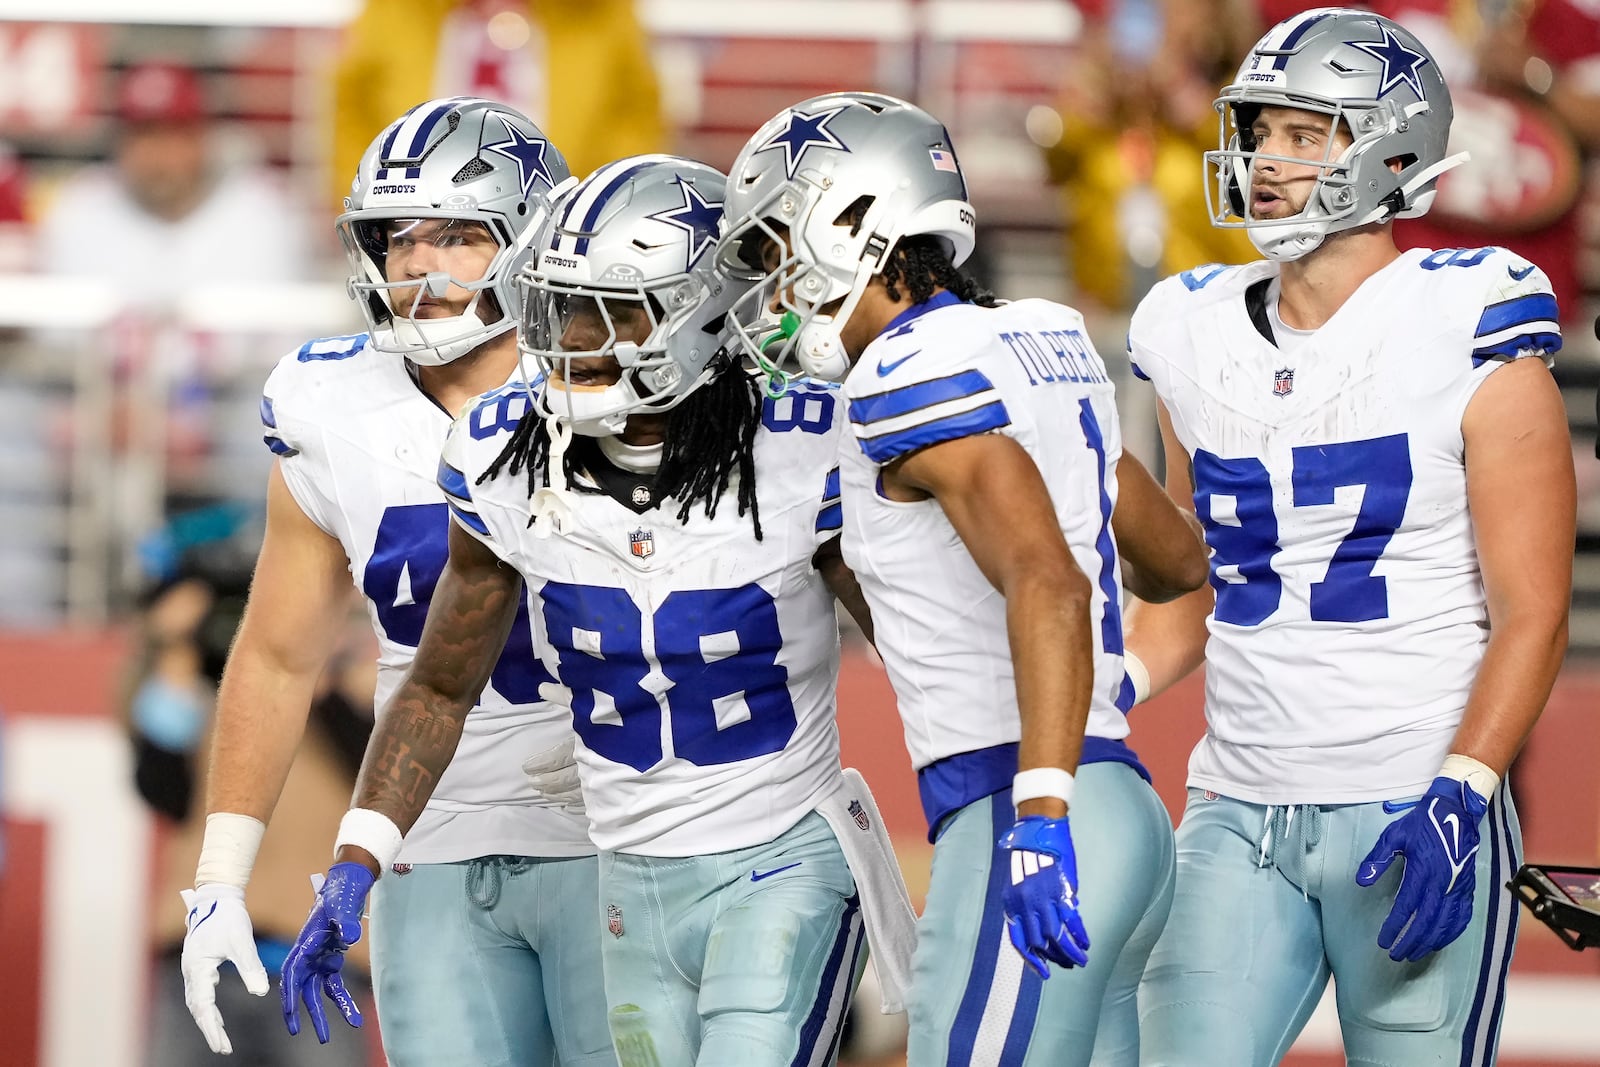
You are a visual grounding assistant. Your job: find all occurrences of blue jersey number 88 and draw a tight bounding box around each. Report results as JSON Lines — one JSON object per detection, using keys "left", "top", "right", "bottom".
{"left": 540, "top": 580, "right": 797, "bottom": 772}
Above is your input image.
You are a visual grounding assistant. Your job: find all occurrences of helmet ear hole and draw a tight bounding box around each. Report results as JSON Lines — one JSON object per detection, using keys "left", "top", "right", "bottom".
{"left": 833, "top": 195, "right": 874, "bottom": 237}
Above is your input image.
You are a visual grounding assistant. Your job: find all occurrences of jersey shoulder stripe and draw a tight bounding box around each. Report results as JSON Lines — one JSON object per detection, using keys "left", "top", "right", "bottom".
{"left": 437, "top": 457, "right": 491, "bottom": 536}
{"left": 850, "top": 369, "right": 1009, "bottom": 464}
{"left": 259, "top": 395, "right": 298, "bottom": 457}
{"left": 1472, "top": 292, "right": 1560, "bottom": 365}
{"left": 816, "top": 465, "right": 842, "bottom": 535}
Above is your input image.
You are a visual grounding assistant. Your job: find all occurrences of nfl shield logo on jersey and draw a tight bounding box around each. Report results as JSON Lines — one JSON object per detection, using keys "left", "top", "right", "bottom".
{"left": 1272, "top": 367, "right": 1294, "bottom": 397}
{"left": 848, "top": 799, "right": 870, "bottom": 831}
{"left": 607, "top": 903, "right": 625, "bottom": 938}
{"left": 629, "top": 528, "right": 654, "bottom": 558}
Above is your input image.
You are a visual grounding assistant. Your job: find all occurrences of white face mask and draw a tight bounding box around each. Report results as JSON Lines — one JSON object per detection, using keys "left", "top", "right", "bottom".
{"left": 539, "top": 378, "right": 639, "bottom": 437}
{"left": 379, "top": 312, "right": 508, "bottom": 366}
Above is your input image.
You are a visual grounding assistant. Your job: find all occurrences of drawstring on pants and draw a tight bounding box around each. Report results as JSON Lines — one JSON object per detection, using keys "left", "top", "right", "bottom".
{"left": 466, "top": 855, "right": 534, "bottom": 910}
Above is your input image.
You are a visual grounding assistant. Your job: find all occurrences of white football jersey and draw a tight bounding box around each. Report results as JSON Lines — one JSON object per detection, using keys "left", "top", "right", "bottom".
{"left": 261, "top": 334, "right": 590, "bottom": 863}
{"left": 839, "top": 293, "right": 1140, "bottom": 831}
{"left": 1128, "top": 246, "right": 1562, "bottom": 804}
{"left": 438, "top": 374, "right": 847, "bottom": 857}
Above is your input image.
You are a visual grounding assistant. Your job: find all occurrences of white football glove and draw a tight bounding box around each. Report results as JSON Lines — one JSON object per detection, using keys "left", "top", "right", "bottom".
{"left": 179, "top": 883, "right": 269, "bottom": 1054}
{"left": 522, "top": 737, "right": 585, "bottom": 817}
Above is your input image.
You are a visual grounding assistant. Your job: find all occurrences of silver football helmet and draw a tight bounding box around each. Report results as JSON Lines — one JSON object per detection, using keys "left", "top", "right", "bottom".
{"left": 1206, "top": 7, "right": 1467, "bottom": 260}
{"left": 716, "top": 92, "right": 975, "bottom": 381}
{"left": 519, "top": 155, "right": 745, "bottom": 437}
{"left": 338, "top": 97, "right": 572, "bottom": 365}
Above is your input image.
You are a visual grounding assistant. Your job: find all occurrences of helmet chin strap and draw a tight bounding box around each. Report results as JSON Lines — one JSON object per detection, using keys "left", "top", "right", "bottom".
{"left": 791, "top": 258, "right": 877, "bottom": 381}
{"left": 529, "top": 412, "right": 577, "bottom": 538}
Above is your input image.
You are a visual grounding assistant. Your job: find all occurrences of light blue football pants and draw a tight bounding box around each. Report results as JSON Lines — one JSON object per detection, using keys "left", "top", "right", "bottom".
{"left": 598, "top": 811, "right": 864, "bottom": 1067}
{"left": 1139, "top": 784, "right": 1521, "bottom": 1067}
{"left": 369, "top": 854, "right": 616, "bottom": 1067}
{"left": 910, "top": 761, "right": 1177, "bottom": 1067}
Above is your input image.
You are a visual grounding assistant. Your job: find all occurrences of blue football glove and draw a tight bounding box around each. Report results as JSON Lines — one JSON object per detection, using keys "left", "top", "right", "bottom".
{"left": 997, "top": 815, "right": 1091, "bottom": 977}
{"left": 281, "top": 862, "right": 373, "bottom": 1042}
{"left": 1356, "top": 776, "right": 1489, "bottom": 962}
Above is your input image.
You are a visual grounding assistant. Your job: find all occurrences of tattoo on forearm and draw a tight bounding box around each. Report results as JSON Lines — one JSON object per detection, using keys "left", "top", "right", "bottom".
{"left": 353, "top": 555, "right": 520, "bottom": 829}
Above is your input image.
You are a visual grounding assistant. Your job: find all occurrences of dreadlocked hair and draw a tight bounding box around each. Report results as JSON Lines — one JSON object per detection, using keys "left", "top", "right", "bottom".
{"left": 879, "top": 234, "right": 999, "bottom": 308}
{"left": 656, "top": 356, "right": 764, "bottom": 539}
{"left": 478, "top": 396, "right": 548, "bottom": 497}
{"left": 475, "top": 356, "right": 766, "bottom": 539}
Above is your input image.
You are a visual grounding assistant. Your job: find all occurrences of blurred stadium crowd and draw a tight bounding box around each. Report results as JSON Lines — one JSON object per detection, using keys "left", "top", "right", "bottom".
{"left": 0, "top": 2, "right": 1596, "bottom": 1066}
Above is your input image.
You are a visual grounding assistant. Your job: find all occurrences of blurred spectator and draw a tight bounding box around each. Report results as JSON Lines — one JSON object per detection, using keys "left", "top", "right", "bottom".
{"left": 0, "top": 139, "right": 27, "bottom": 273}
{"left": 125, "top": 505, "right": 376, "bottom": 1067}
{"left": 37, "top": 59, "right": 313, "bottom": 307}
{"left": 1253, "top": 0, "right": 1600, "bottom": 326}
{"left": 1038, "top": 0, "right": 1262, "bottom": 311}
{"left": 329, "top": 0, "right": 664, "bottom": 208}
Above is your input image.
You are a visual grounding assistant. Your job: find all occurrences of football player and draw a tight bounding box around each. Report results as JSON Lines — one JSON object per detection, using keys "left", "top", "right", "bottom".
{"left": 1123, "top": 9, "right": 1575, "bottom": 1065}
{"left": 716, "top": 92, "right": 1210, "bottom": 1066}
{"left": 177, "top": 97, "right": 617, "bottom": 1066}
{"left": 282, "top": 155, "right": 912, "bottom": 1067}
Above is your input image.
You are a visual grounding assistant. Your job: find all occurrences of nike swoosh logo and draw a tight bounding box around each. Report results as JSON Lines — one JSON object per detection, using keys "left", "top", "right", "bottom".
{"left": 189, "top": 901, "right": 218, "bottom": 933}
{"left": 876, "top": 350, "right": 920, "bottom": 377}
{"left": 1508, "top": 264, "right": 1536, "bottom": 281}
{"left": 750, "top": 862, "right": 802, "bottom": 882}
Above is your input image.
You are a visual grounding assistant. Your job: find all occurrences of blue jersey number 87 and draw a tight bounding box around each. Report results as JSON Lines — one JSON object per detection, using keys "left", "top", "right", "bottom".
{"left": 541, "top": 580, "right": 797, "bottom": 772}
{"left": 1193, "top": 434, "right": 1413, "bottom": 626}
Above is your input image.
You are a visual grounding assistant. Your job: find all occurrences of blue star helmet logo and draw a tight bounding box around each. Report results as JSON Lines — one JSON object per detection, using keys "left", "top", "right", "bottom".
{"left": 1349, "top": 25, "right": 1431, "bottom": 100}
{"left": 648, "top": 176, "right": 723, "bottom": 271}
{"left": 482, "top": 113, "right": 558, "bottom": 197}
{"left": 756, "top": 105, "right": 850, "bottom": 180}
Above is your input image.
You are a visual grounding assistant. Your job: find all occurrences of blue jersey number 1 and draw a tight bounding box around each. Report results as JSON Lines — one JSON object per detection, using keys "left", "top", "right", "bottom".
{"left": 1193, "top": 434, "right": 1413, "bottom": 626}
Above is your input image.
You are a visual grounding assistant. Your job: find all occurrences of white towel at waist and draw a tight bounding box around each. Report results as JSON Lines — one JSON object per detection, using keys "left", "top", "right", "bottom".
{"left": 814, "top": 767, "right": 918, "bottom": 1015}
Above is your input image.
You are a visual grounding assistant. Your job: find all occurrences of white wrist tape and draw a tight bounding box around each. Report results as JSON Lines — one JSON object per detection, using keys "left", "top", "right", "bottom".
{"left": 1123, "top": 651, "right": 1152, "bottom": 706}
{"left": 334, "top": 808, "right": 405, "bottom": 874}
{"left": 1440, "top": 753, "right": 1500, "bottom": 801}
{"left": 1013, "top": 767, "right": 1076, "bottom": 806}
{"left": 194, "top": 812, "right": 266, "bottom": 889}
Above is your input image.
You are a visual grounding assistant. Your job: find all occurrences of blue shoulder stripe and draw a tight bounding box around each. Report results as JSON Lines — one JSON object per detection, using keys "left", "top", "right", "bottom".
{"left": 1475, "top": 294, "right": 1558, "bottom": 338}
{"left": 447, "top": 502, "right": 490, "bottom": 537}
{"left": 1129, "top": 360, "right": 1150, "bottom": 382}
{"left": 263, "top": 434, "right": 297, "bottom": 458}
{"left": 822, "top": 466, "right": 840, "bottom": 504}
{"left": 1471, "top": 331, "right": 1561, "bottom": 367}
{"left": 849, "top": 370, "right": 995, "bottom": 427}
{"left": 436, "top": 459, "right": 474, "bottom": 505}
{"left": 259, "top": 396, "right": 279, "bottom": 429}
{"left": 816, "top": 502, "right": 843, "bottom": 534}
{"left": 858, "top": 400, "right": 1010, "bottom": 464}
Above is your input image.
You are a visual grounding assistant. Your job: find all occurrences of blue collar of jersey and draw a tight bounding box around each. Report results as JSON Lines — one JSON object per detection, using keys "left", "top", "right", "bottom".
{"left": 877, "top": 289, "right": 964, "bottom": 339}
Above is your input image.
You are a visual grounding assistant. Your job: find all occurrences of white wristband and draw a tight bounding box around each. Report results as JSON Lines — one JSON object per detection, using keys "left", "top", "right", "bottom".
{"left": 1439, "top": 754, "right": 1500, "bottom": 801}
{"left": 1013, "top": 767, "right": 1076, "bottom": 806}
{"left": 335, "top": 808, "right": 405, "bottom": 874}
{"left": 194, "top": 812, "right": 266, "bottom": 890}
{"left": 1123, "top": 651, "right": 1151, "bottom": 706}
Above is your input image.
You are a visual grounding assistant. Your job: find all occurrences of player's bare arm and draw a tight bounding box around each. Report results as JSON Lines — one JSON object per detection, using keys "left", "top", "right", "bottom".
{"left": 1122, "top": 398, "right": 1214, "bottom": 701}
{"left": 888, "top": 431, "right": 1093, "bottom": 819}
{"left": 1452, "top": 356, "right": 1575, "bottom": 776}
{"left": 1112, "top": 449, "right": 1209, "bottom": 603}
{"left": 206, "top": 462, "right": 354, "bottom": 821}
{"left": 814, "top": 533, "right": 875, "bottom": 645}
{"left": 337, "top": 522, "right": 522, "bottom": 874}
